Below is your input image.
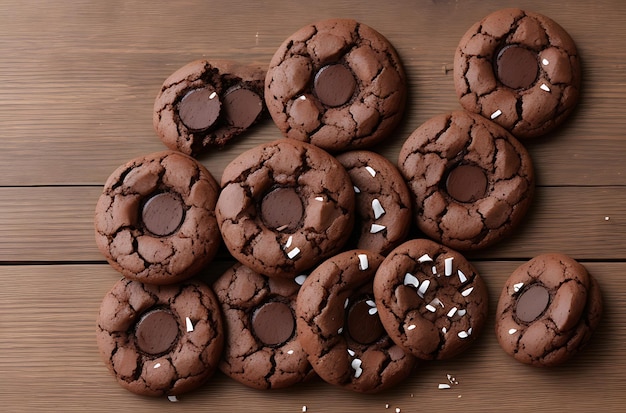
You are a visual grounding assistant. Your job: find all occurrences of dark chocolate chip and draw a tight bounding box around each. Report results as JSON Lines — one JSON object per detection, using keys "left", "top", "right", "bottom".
{"left": 142, "top": 192, "right": 185, "bottom": 237}
{"left": 260, "top": 187, "right": 304, "bottom": 231}
{"left": 223, "top": 87, "right": 263, "bottom": 129}
{"left": 445, "top": 164, "right": 488, "bottom": 203}
{"left": 252, "top": 301, "right": 295, "bottom": 346}
{"left": 178, "top": 87, "right": 221, "bottom": 131}
{"left": 495, "top": 45, "right": 539, "bottom": 90}
{"left": 346, "top": 299, "right": 385, "bottom": 345}
{"left": 135, "top": 309, "right": 179, "bottom": 355}
{"left": 314, "top": 64, "right": 356, "bottom": 107}
{"left": 516, "top": 284, "right": 550, "bottom": 323}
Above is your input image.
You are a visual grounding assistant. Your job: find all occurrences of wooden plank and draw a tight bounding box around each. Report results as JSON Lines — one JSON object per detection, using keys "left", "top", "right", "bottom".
{"left": 1, "top": 185, "right": 625, "bottom": 263}
{"left": 1, "top": 1, "right": 626, "bottom": 186}
{"left": 0, "top": 262, "right": 623, "bottom": 412}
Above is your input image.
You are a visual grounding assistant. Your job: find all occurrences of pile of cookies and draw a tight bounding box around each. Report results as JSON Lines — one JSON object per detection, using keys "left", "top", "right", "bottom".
{"left": 94, "top": 9, "right": 602, "bottom": 399}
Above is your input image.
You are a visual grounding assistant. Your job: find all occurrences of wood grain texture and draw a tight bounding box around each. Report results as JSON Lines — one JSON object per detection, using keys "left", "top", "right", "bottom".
{"left": 0, "top": 0, "right": 625, "bottom": 411}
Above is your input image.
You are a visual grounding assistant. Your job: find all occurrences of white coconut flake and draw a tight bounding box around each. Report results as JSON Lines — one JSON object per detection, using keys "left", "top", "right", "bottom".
{"left": 461, "top": 287, "right": 474, "bottom": 297}
{"left": 358, "top": 254, "right": 369, "bottom": 271}
{"left": 276, "top": 224, "right": 288, "bottom": 232}
{"left": 490, "top": 109, "right": 502, "bottom": 119}
{"left": 351, "top": 358, "right": 363, "bottom": 378}
{"left": 298, "top": 95, "right": 307, "bottom": 100}
{"left": 509, "top": 328, "right": 518, "bottom": 335}
{"left": 540, "top": 83, "right": 551, "bottom": 92}
{"left": 458, "top": 331, "right": 470, "bottom": 339}
{"left": 353, "top": 185, "right": 361, "bottom": 193}
{"left": 295, "top": 274, "right": 307, "bottom": 285}
{"left": 344, "top": 298, "right": 350, "bottom": 309}
{"left": 445, "top": 257, "right": 453, "bottom": 276}
{"left": 403, "top": 272, "right": 419, "bottom": 288}
{"left": 396, "top": 408, "right": 401, "bottom": 413}
{"left": 370, "top": 224, "right": 386, "bottom": 233}
{"left": 368, "top": 307, "right": 378, "bottom": 315}
{"left": 315, "top": 196, "right": 324, "bottom": 201}
{"left": 338, "top": 327, "right": 344, "bottom": 334}
{"left": 407, "top": 324, "right": 416, "bottom": 331}
{"left": 365, "top": 166, "right": 377, "bottom": 177}
{"left": 347, "top": 348, "right": 356, "bottom": 357}
{"left": 425, "top": 304, "right": 437, "bottom": 313}
{"left": 284, "top": 235, "right": 293, "bottom": 249}
{"left": 439, "top": 383, "right": 451, "bottom": 390}
{"left": 372, "top": 198, "right": 386, "bottom": 219}
{"left": 431, "top": 265, "right": 438, "bottom": 275}
{"left": 154, "top": 363, "right": 161, "bottom": 369}
{"left": 447, "top": 307, "right": 458, "bottom": 318}
{"left": 542, "top": 58, "right": 550, "bottom": 66}
{"left": 209, "top": 91, "right": 218, "bottom": 100}
{"left": 513, "top": 282, "right": 524, "bottom": 293}
{"left": 385, "top": 404, "right": 390, "bottom": 409}
{"left": 417, "top": 279, "right": 430, "bottom": 298}
{"left": 442, "top": 327, "right": 447, "bottom": 334}
{"left": 185, "top": 317, "right": 194, "bottom": 332}
{"left": 287, "top": 247, "right": 301, "bottom": 259}
{"left": 457, "top": 270, "right": 467, "bottom": 283}
{"left": 302, "top": 406, "right": 307, "bottom": 412}
{"left": 168, "top": 396, "right": 179, "bottom": 402}
{"left": 457, "top": 309, "right": 467, "bottom": 317}
{"left": 418, "top": 254, "right": 433, "bottom": 263}
{"left": 287, "top": 349, "right": 295, "bottom": 355}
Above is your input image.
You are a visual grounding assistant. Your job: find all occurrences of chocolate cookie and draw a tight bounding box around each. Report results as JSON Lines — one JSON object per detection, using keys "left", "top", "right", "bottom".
{"left": 213, "top": 263, "right": 313, "bottom": 389}
{"left": 153, "top": 59, "right": 266, "bottom": 156}
{"left": 265, "top": 18, "right": 406, "bottom": 152}
{"left": 495, "top": 253, "right": 602, "bottom": 367}
{"left": 216, "top": 139, "right": 355, "bottom": 279}
{"left": 96, "top": 278, "right": 224, "bottom": 397}
{"left": 296, "top": 250, "right": 416, "bottom": 393}
{"left": 373, "top": 239, "right": 488, "bottom": 360}
{"left": 94, "top": 151, "right": 221, "bottom": 285}
{"left": 398, "top": 111, "right": 535, "bottom": 251}
{"left": 336, "top": 150, "right": 412, "bottom": 255}
{"left": 453, "top": 8, "right": 581, "bottom": 139}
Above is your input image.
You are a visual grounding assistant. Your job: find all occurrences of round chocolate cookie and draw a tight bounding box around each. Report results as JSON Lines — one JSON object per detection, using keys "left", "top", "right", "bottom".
{"left": 265, "top": 18, "right": 406, "bottom": 152}
{"left": 94, "top": 151, "right": 221, "bottom": 285}
{"left": 153, "top": 59, "right": 267, "bottom": 156}
{"left": 398, "top": 111, "right": 534, "bottom": 251}
{"left": 336, "top": 150, "right": 412, "bottom": 255}
{"left": 96, "top": 278, "right": 224, "bottom": 397}
{"left": 213, "top": 263, "right": 314, "bottom": 390}
{"left": 373, "top": 239, "right": 488, "bottom": 360}
{"left": 296, "top": 250, "right": 416, "bottom": 393}
{"left": 216, "top": 139, "right": 355, "bottom": 279}
{"left": 495, "top": 253, "right": 602, "bottom": 367}
{"left": 453, "top": 8, "right": 581, "bottom": 139}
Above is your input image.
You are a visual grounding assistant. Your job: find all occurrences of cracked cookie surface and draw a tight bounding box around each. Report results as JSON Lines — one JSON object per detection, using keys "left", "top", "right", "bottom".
{"left": 265, "top": 18, "right": 406, "bottom": 152}
{"left": 453, "top": 8, "right": 581, "bottom": 139}
{"left": 214, "top": 263, "right": 314, "bottom": 389}
{"left": 94, "top": 150, "right": 221, "bottom": 284}
{"left": 153, "top": 59, "right": 267, "bottom": 156}
{"left": 373, "top": 239, "right": 488, "bottom": 360}
{"left": 296, "top": 250, "right": 416, "bottom": 393}
{"left": 336, "top": 150, "right": 412, "bottom": 255}
{"left": 495, "top": 253, "right": 603, "bottom": 367}
{"left": 216, "top": 139, "right": 355, "bottom": 278}
{"left": 398, "top": 111, "right": 534, "bottom": 251}
{"left": 96, "top": 278, "right": 224, "bottom": 396}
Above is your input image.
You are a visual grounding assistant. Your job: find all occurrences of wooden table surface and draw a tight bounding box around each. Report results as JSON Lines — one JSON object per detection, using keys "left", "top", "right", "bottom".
{"left": 1, "top": 0, "right": 625, "bottom": 411}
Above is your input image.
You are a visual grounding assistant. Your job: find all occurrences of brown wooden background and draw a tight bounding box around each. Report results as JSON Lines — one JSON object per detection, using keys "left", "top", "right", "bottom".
{"left": 1, "top": 0, "right": 625, "bottom": 411}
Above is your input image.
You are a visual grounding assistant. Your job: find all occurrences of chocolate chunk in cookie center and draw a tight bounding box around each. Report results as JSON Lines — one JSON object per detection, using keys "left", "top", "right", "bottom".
{"left": 347, "top": 299, "right": 385, "bottom": 345}
{"left": 142, "top": 192, "right": 185, "bottom": 237}
{"left": 178, "top": 86, "right": 222, "bottom": 131}
{"left": 135, "top": 309, "right": 179, "bottom": 355}
{"left": 260, "top": 187, "right": 304, "bottom": 231}
{"left": 515, "top": 284, "right": 550, "bottom": 323}
{"left": 495, "top": 45, "right": 539, "bottom": 90}
{"left": 445, "top": 164, "right": 488, "bottom": 203}
{"left": 314, "top": 64, "right": 356, "bottom": 107}
{"left": 223, "top": 87, "right": 263, "bottom": 129}
{"left": 252, "top": 301, "right": 295, "bottom": 346}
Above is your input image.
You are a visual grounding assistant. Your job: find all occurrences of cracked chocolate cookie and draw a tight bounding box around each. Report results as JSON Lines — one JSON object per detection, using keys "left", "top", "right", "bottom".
{"left": 265, "top": 18, "right": 406, "bottom": 152}
{"left": 336, "top": 150, "right": 412, "bottom": 255}
{"left": 94, "top": 151, "right": 221, "bottom": 285}
{"left": 398, "top": 111, "right": 534, "bottom": 251}
{"left": 216, "top": 139, "right": 355, "bottom": 279}
{"left": 296, "top": 250, "right": 415, "bottom": 393}
{"left": 96, "top": 278, "right": 224, "bottom": 397}
{"left": 373, "top": 239, "right": 488, "bottom": 360}
{"left": 453, "top": 8, "right": 581, "bottom": 139}
{"left": 495, "top": 253, "right": 602, "bottom": 367}
{"left": 153, "top": 59, "right": 267, "bottom": 156}
{"left": 214, "top": 263, "right": 314, "bottom": 389}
